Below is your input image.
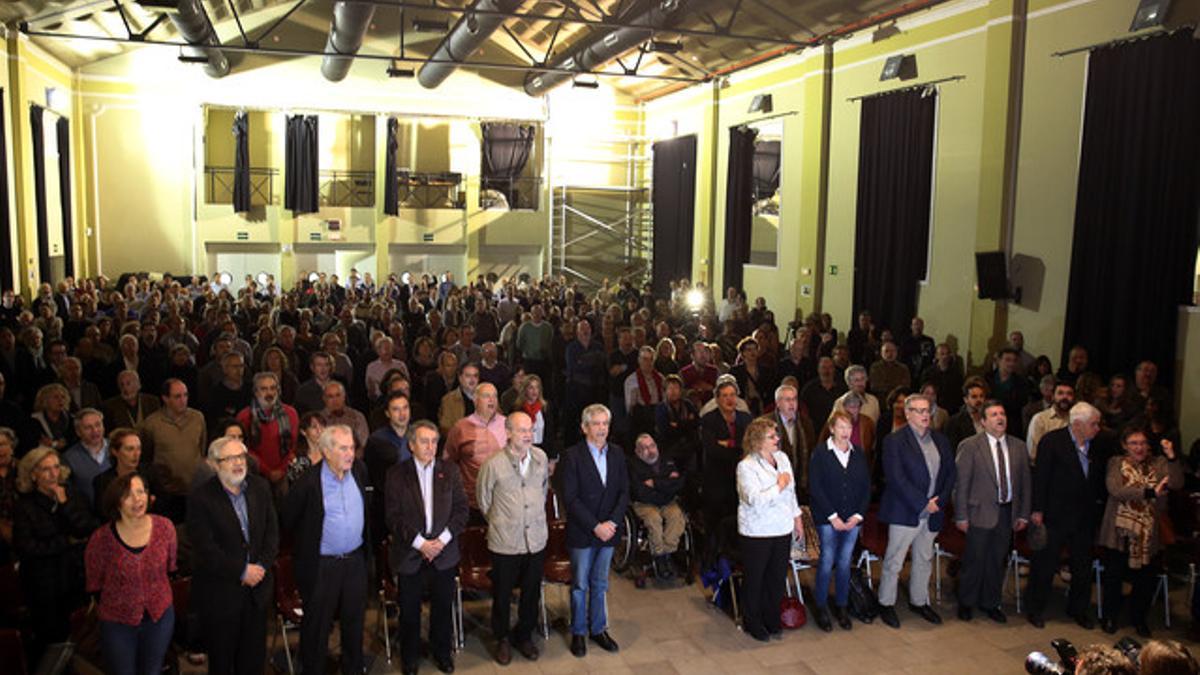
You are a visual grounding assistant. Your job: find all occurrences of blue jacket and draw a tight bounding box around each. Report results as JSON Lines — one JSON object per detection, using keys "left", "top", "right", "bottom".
{"left": 808, "top": 442, "right": 871, "bottom": 524}
{"left": 878, "top": 427, "right": 955, "bottom": 531}
{"left": 560, "top": 440, "right": 629, "bottom": 549}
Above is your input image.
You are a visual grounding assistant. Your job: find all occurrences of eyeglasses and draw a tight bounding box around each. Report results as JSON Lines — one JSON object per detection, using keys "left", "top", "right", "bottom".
{"left": 216, "top": 452, "right": 248, "bottom": 464}
{"left": 908, "top": 407, "right": 932, "bottom": 415}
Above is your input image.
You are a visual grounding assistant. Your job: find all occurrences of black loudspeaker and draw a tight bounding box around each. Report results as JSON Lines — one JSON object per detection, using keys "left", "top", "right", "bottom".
{"left": 1130, "top": 0, "right": 1170, "bottom": 31}
{"left": 880, "top": 54, "right": 918, "bottom": 81}
{"left": 975, "top": 251, "right": 1009, "bottom": 300}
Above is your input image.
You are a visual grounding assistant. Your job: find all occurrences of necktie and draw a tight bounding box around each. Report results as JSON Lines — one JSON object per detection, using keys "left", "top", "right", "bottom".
{"left": 995, "top": 437, "right": 1010, "bottom": 503}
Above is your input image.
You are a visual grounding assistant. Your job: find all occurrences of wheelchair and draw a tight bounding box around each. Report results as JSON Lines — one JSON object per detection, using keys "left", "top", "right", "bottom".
{"left": 611, "top": 502, "right": 696, "bottom": 586}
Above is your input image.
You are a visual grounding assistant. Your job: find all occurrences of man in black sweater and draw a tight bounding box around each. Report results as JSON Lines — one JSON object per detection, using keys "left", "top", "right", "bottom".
{"left": 629, "top": 434, "right": 686, "bottom": 580}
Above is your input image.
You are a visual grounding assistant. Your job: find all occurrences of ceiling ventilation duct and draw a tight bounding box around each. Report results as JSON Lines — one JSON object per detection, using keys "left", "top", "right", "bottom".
{"left": 418, "top": 0, "right": 524, "bottom": 89}
{"left": 169, "top": 0, "right": 230, "bottom": 78}
{"left": 321, "top": 1, "right": 376, "bottom": 82}
{"left": 523, "top": 0, "right": 686, "bottom": 97}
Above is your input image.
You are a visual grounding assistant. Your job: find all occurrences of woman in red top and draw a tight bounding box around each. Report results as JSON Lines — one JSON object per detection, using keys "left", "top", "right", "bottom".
{"left": 85, "top": 472, "right": 177, "bottom": 675}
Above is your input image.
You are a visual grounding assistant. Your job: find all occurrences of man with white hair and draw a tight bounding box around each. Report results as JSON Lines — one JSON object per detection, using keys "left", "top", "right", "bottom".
{"left": 757, "top": 384, "right": 813, "bottom": 501}
{"left": 188, "top": 436, "right": 279, "bottom": 675}
{"left": 1026, "top": 401, "right": 1111, "bottom": 629}
{"left": 833, "top": 365, "right": 881, "bottom": 424}
{"left": 101, "top": 369, "right": 160, "bottom": 428}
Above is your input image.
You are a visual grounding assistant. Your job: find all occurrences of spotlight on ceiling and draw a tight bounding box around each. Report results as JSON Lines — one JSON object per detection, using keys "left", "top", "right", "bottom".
{"left": 387, "top": 65, "right": 415, "bottom": 78}
{"left": 1129, "top": 0, "right": 1171, "bottom": 31}
{"left": 872, "top": 22, "right": 901, "bottom": 42}
{"left": 412, "top": 17, "right": 448, "bottom": 32}
{"left": 572, "top": 77, "right": 600, "bottom": 89}
{"left": 880, "top": 54, "right": 917, "bottom": 81}
{"left": 748, "top": 93, "right": 772, "bottom": 114}
{"left": 648, "top": 40, "right": 683, "bottom": 54}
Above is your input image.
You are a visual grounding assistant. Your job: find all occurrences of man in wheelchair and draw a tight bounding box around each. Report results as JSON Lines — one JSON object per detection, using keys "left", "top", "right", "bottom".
{"left": 629, "top": 433, "right": 687, "bottom": 582}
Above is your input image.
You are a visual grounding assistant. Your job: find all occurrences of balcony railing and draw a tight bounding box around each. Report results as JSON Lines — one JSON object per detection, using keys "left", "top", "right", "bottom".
{"left": 205, "top": 166, "right": 278, "bottom": 205}
{"left": 320, "top": 170, "right": 375, "bottom": 208}
{"left": 397, "top": 171, "right": 466, "bottom": 210}
{"left": 480, "top": 175, "right": 542, "bottom": 211}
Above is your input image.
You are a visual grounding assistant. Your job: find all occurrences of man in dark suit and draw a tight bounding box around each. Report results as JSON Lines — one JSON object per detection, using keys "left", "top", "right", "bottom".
{"left": 1027, "top": 402, "right": 1109, "bottom": 629}
{"left": 559, "top": 403, "right": 628, "bottom": 658}
{"left": 700, "top": 381, "right": 752, "bottom": 564}
{"left": 953, "top": 400, "right": 1031, "bottom": 623}
{"left": 282, "top": 424, "right": 370, "bottom": 675}
{"left": 187, "top": 436, "right": 279, "bottom": 675}
{"left": 877, "top": 393, "right": 956, "bottom": 628}
{"left": 385, "top": 420, "right": 469, "bottom": 674}
{"left": 100, "top": 369, "right": 161, "bottom": 429}
{"left": 756, "top": 383, "right": 813, "bottom": 503}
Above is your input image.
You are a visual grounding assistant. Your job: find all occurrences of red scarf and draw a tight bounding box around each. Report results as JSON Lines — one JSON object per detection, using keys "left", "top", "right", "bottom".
{"left": 635, "top": 369, "right": 664, "bottom": 406}
{"left": 522, "top": 399, "right": 543, "bottom": 421}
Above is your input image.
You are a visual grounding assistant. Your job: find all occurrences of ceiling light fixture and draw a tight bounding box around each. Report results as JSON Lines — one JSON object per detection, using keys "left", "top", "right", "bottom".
{"left": 178, "top": 53, "right": 210, "bottom": 64}
{"left": 572, "top": 76, "right": 600, "bottom": 89}
{"left": 387, "top": 65, "right": 415, "bottom": 77}
{"left": 412, "top": 17, "right": 448, "bottom": 32}
{"left": 648, "top": 40, "right": 683, "bottom": 53}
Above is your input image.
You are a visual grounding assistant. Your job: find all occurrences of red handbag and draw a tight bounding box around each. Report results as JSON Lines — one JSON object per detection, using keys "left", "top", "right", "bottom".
{"left": 780, "top": 596, "right": 807, "bottom": 629}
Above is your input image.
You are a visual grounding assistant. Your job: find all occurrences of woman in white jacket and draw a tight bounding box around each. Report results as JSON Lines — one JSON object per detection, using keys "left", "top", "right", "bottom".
{"left": 736, "top": 417, "right": 804, "bottom": 641}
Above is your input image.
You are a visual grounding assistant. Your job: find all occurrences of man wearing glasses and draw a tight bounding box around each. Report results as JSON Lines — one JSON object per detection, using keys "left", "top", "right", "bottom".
{"left": 188, "top": 436, "right": 279, "bottom": 674}
{"left": 876, "top": 393, "right": 956, "bottom": 629}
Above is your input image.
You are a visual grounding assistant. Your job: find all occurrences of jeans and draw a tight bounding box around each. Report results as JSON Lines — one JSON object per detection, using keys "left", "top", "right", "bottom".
{"left": 569, "top": 545, "right": 614, "bottom": 635}
{"left": 100, "top": 606, "right": 175, "bottom": 675}
{"left": 815, "top": 524, "right": 859, "bottom": 608}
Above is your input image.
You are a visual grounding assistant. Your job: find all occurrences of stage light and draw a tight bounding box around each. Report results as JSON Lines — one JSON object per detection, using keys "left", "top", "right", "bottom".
{"left": 387, "top": 66, "right": 415, "bottom": 78}
{"left": 686, "top": 289, "right": 705, "bottom": 312}
{"left": 1130, "top": 0, "right": 1171, "bottom": 31}
{"left": 748, "top": 94, "right": 772, "bottom": 114}
{"left": 572, "top": 77, "right": 600, "bottom": 89}
{"left": 648, "top": 40, "right": 683, "bottom": 54}
{"left": 880, "top": 54, "right": 917, "bottom": 81}
{"left": 412, "top": 18, "right": 448, "bottom": 32}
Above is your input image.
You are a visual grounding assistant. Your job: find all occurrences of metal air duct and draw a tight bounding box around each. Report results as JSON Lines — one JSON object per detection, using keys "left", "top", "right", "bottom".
{"left": 523, "top": 0, "right": 685, "bottom": 97}
{"left": 321, "top": 1, "right": 376, "bottom": 82}
{"left": 169, "top": 0, "right": 229, "bottom": 78}
{"left": 418, "top": 0, "right": 524, "bottom": 89}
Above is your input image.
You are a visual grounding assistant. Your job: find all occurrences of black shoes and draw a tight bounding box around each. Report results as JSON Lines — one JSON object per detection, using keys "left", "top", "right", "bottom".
{"left": 515, "top": 640, "right": 539, "bottom": 661}
{"left": 958, "top": 606, "right": 973, "bottom": 622}
{"left": 879, "top": 605, "right": 900, "bottom": 628}
{"left": 495, "top": 641, "right": 511, "bottom": 666}
{"left": 402, "top": 665, "right": 418, "bottom": 675}
{"left": 1072, "top": 613, "right": 1095, "bottom": 630}
{"left": 434, "top": 656, "right": 455, "bottom": 673}
{"left": 1028, "top": 613, "right": 1045, "bottom": 629}
{"left": 1101, "top": 618, "right": 1118, "bottom": 634}
{"left": 909, "top": 603, "right": 943, "bottom": 625}
{"left": 814, "top": 607, "right": 833, "bottom": 632}
{"left": 570, "top": 634, "right": 587, "bottom": 658}
{"left": 1135, "top": 623, "right": 1152, "bottom": 638}
{"left": 984, "top": 607, "right": 1007, "bottom": 624}
{"left": 590, "top": 631, "right": 619, "bottom": 653}
{"left": 831, "top": 605, "right": 852, "bottom": 631}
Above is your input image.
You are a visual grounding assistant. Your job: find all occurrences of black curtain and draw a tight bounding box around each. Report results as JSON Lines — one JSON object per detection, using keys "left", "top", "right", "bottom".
{"left": 0, "top": 90, "right": 11, "bottom": 292}
{"left": 851, "top": 89, "right": 937, "bottom": 335}
{"left": 722, "top": 125, "right": 757, "bottom": 293}
{"left": 56, "top": 116, "right": 74, "bottom": 279}
{"left": 30, "top": 105, "right": 51, "bottom": 284}
{"left": 284, "top": 114, "right": 319, "bottom": 214}
{"left": 384, "top": 117, "right": 399, "bottom": 216}
{"left": 232, "top": 111, "right": 251, "bottom": 213}
{"left": 752, "top": 139, "right": 781, "bottom": 201}
{"left": 480, "top": 122, "right": 535, "bottom": 206}
{"left": 1062, "top": 31, "right": 1200, "bottom": 385}
{"left": 651, "top": 134, "right": 697, "bottom": 296}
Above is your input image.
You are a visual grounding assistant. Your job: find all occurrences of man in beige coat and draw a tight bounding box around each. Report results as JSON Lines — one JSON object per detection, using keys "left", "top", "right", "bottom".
{"left": 476, "top": 411, "right": 549, "bottom": 665}
{"left": 954, "top": 399, "right": 1030, "bottom": 623}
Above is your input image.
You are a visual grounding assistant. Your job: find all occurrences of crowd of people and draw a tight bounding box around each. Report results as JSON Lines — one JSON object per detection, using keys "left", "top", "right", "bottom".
{"left": 0, "top": 271, "right": 1196, "bottom": 674}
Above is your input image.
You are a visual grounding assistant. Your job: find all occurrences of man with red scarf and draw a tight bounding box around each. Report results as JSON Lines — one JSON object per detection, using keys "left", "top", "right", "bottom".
{"left": 624, "top": 346, "right": 664, "bottom": 447}
{"left": 237, "top": 372, "right": 299, "bottom": 490}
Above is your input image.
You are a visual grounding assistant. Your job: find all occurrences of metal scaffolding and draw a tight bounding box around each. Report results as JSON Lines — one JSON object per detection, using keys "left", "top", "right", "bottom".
{"left": 551, "top": 185, "right": 652, "bottom": 290}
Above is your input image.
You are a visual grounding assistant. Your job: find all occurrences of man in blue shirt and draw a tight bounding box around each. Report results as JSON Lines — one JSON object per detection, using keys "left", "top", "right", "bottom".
{"left": 282, "top": 424, "right": 369, "bottom": 675}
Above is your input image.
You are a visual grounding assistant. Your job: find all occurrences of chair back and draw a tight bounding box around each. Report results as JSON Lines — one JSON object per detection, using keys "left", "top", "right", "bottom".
{"left": 375, "top": 537, "right": 398, "bottom": 601}
{"left": 543, "top": 520, "right": 572, "bottom": 584}
{"left": 273, "top": 555, "right": 303, "bottom": 623}
{"left": 458, "top": 526, "right": 493, "bottom": 592}
{"left": 859, "top": 506, "right": 889, "bottom": 557}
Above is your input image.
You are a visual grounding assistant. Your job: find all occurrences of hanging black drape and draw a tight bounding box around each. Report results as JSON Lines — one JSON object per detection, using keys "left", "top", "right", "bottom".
{"left": 232, "top": 111, "right": 251, "bottom": 213}
{"left": 56, "top": 116, "right": 74, "bottom": 279}
{"left": 30, "top": 105, "right": 51, "bottom": 284}
{"left": 1062, "top": 31, "right": 1200, "bottom": 386}
{"left": 384, "top": 117, "right": 399, "bottom": 216}
{"left": 480, "top": 122, "right": 535, "bottom": 206}
{"left": 0, "top": 90, "right": 12, "bottom": 292}
{"left": 722, "top": 125, "right": 757, "bottom": 293}
{"left": 284, "top": 114, "right": 319, "bottom": 214}
{"left": 752, "top": 139, "right": 781, "bottom": 201}
{"left": 651, "top": 134, "right": 697, "bottom": 296}
{"left": 851, "top": 89, "right": 937, "bottom": 335}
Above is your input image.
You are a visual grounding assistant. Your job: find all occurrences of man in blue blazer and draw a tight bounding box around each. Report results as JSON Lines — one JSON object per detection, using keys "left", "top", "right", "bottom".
{"left": 877, "top": 393, "right": 956, "bottom": 628}
{"left": 559, "top": 403, "right": 629, "bottom": 658}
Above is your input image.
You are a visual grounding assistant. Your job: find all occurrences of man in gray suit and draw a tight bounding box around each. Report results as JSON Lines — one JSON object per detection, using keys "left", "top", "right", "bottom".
{"left": 953, "top": 399, "right": 1031, "bottom": 623}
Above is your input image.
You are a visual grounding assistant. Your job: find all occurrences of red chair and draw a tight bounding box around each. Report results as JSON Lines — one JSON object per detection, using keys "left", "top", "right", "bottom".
{"left": 273, "top": 556, "right": 303, "bottom": 675}
{"left": 0, "top": 628, "right": 28, "bottom": 675}
{"left": 933, "top": 504, "right": 966, "bottom": 602}
{"left": 855, "top": 506, "right": 889, "bottom": 589}
{"left": 541, "top": 520, "right": 573, "bottom": 637}
{"left": 454, "top": 526, "right": 492, "bottom": 650}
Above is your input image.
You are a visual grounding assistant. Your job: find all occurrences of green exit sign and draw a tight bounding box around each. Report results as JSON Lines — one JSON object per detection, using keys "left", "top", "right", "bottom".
{"left": 830, "top": 265, "right": 839, "bottom": 275}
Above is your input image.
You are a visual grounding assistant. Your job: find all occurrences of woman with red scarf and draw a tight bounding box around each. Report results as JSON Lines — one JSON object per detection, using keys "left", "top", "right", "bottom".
{"left": 516, "top": 374, "right": 559, "bottom": 462}
{"left": 624, "top": 346, "right": 664, "bottom": 448}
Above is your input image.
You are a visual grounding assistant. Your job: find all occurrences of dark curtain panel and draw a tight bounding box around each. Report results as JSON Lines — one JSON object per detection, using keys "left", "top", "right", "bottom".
{"left": 232, "top": 111, "right": 251, "bottom": 213}
{"left": 284, "top": 114, "right": 319, "bottom": 214}
{"left": 752, "top": 139, "right": 781, "bottom": 201}
{"left": 722, "top": 125, "right": 757, "bottom": 293}
{"left": 56, "top": 116, "right": 74, "bottom": 279}
{"left": 851, "top": 89, "right": 937, "bottom": 335}
{"left": 1062, "top": 31, "right": 1200, "bottom": 385}
{"left": 30, "top": 105, "right": 51, "bottom": 284}
{"left": 384, "top": 117, "right": 399, "bottom": 216}
{"left": 0, "top": 90, "right": 11, "bottom": 291}
{"left": 651, "top": 134, "right": 697, "bottom": 296}
{"left": 480, "top": 122, "right": 535, "bottom": 205}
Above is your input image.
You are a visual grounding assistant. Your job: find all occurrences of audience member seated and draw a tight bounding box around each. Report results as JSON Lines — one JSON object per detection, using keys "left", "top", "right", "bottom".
{"left": 629, "top": 434, "right": 686, "bottom": 581}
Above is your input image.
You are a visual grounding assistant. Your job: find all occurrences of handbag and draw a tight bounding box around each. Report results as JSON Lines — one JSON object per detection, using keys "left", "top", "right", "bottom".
{"left": 847, "top": 567, "right": 879, "bottom": 623}
{"left": 790, "top": 506, "right": 821, "bottom": 561}
{"left": 780, "top": 596, "right": 807, "bottom": 629}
